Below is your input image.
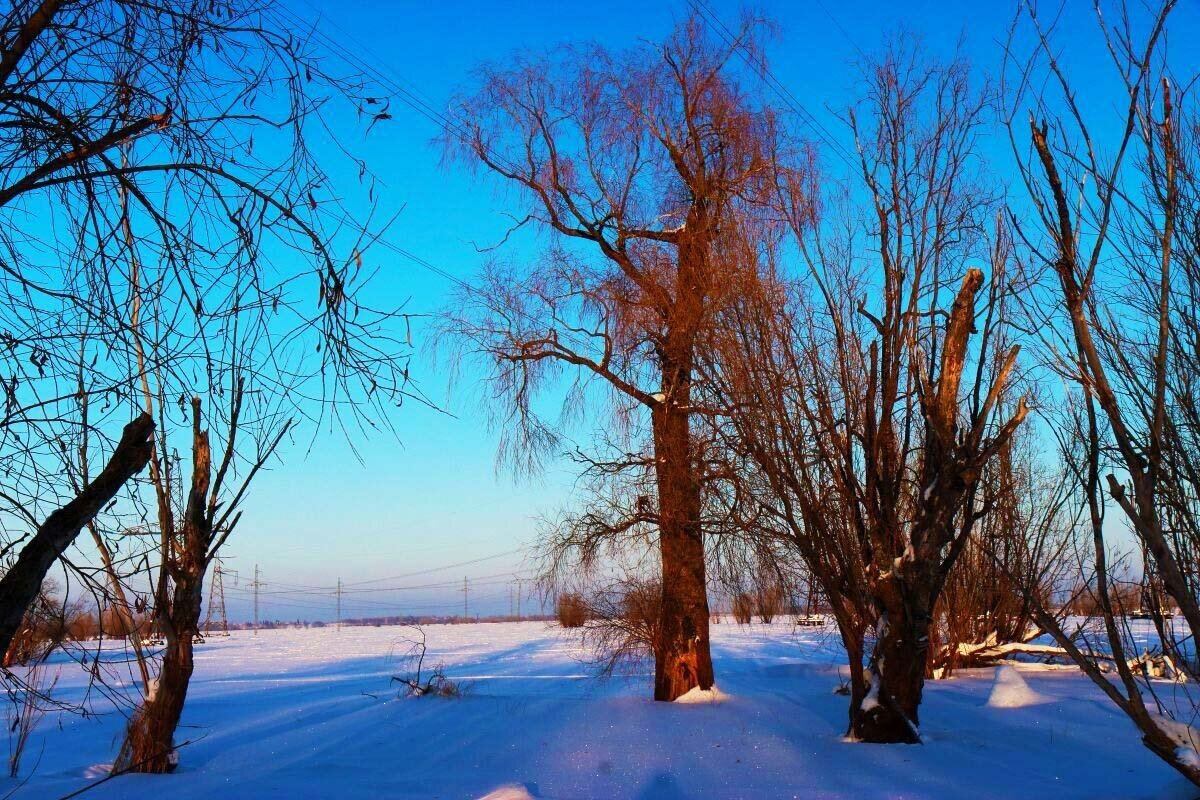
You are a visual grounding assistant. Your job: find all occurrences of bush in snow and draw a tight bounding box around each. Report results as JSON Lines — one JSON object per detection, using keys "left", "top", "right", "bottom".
{"left": 756, "top": 586, "right": 783, "bottom": 624}
{"left": 392, "top": 628, "right": 465, "bottom": 699}
{"left": 732, "top": 593, "right": 754, "bottom": 626}
{"left": 566, "top": 578, "right": 661, "bottom": 679}
{"left": 556, "top": 593, "right": 588, "bottom": 629}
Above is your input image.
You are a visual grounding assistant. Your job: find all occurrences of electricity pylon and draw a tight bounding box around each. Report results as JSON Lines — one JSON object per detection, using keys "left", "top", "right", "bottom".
{"left": 203, "top": 559, "right": 231, "bottom": 636}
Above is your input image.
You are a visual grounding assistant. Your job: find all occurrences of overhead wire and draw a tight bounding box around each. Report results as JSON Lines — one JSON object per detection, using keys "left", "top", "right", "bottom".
{"left": 684, "top": 0, "right": 857, "bottom": 170}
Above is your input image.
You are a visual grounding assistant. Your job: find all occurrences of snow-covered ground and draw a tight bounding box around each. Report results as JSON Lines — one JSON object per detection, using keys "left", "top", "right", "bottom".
{"left": 3, "top": 619, "right": 1193, "bottom": 799}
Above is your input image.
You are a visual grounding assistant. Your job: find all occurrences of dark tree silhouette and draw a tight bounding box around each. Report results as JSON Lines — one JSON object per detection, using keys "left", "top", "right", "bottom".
{"left": 706, "top": 40, "right": 1027, "bottom": 741}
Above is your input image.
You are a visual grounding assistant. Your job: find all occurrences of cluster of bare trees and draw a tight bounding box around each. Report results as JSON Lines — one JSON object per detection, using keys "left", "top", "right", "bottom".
{"left": 1000, "top": 0, "right": 1200, "bottom": 784}
{"left": 5, "top": 0, "right": 1200, "bottom": 791}
{"left": 446, "top": 0, "right": 1200, "bottom": 787}
{"left": 0, "top": 0, "right": 411, "bottom": 777}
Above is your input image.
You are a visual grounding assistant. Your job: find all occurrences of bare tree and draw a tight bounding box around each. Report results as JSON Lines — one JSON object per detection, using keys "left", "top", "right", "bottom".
{"left": 0, "top": 0, "right": 413, "bottom": 668}
{"left": 572, "top": 576, "right": 663, "bottom": 681}
{"left": 928, "top": 423, "right": 1076, "bottom": 677}
{"left": 0, "top": 0, "right": 419, "bottom": 775}
{"left": 707, "top": 40, "right": 1027, "bottom": 742}
{"left": 441, "top": 14, "right": 803, "bottom": 700}
{"left": 112, "top": 386, "right": 288, "bottom": 773}
{"left": 1008, "top": 0, "right": 1200, "bottom": 784}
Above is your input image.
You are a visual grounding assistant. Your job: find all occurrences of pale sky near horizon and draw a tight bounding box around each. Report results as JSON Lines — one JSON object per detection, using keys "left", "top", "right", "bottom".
{"left": 193, "top": 0, "right": 1194, "bottom": 623}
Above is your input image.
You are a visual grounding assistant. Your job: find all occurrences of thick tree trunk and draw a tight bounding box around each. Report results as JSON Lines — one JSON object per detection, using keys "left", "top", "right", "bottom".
{"left": 851, "top": 576, "right": 931, "bottom": 743}
{"left": 111, "top": 570, "right": 203, "bottom": 774}
{"left": 651, "top": 397, "right": 713, "bottom": 701}
{"left": 113, "top": 410, "right": 211, "bottom": 774}
{"left": 0, "top": 414, "right": 153, "bottom": 659}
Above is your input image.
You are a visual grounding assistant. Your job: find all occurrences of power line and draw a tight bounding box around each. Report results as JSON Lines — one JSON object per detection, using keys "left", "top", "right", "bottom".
{"left": 223, "top": 587, "right": 503, "bottom": 615}
{"left": 271, "top": 4, "right": 478, "bottom": 154}
{"left": 221, "top": 550, "right": 532, "bottom": 597}
{"left": 342, "top": 547, "right": 530, "bottom": 587}
{"left": 813, "top": 0, "right": 868, "bottom": 60}
{"left": 220, "top": 555, "right": 540, "bottom": 619}
{"left": 685, "top": 0, "right": 857, "bottom": 169}
{"left": 289, "top": 0, "right": 453, "bottom": 132}
{"left": 249, "top": 554, "right": 542, "bottom": 598}
{"left": 228, "top": 572, "right": 529, "bottom": 598}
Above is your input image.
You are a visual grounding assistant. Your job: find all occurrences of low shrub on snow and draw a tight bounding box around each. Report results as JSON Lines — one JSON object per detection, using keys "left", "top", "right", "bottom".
{"left": 555, "top": 593, "right": 588, "bottom": 628}
{"left": 391, "top": 627, "right": 466, "bottom": 698}
{"left": 568, "top": 578, "right": 661, "bottom": 678}
{"left": 732, "top": 593, "right": 754, "bottom": 625}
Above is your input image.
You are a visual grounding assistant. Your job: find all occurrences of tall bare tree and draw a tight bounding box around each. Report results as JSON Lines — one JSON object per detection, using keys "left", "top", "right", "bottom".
{"left": 0, "top": 0, "right": 416, "bottom": 772}
{"left": 1008, "top": 0, "right": 1200, "bottom": 784}
{"left": 442, "top": 15, "right": 803, "bottom": 700}
{"left": 707, "top": 41, "right": 1027, "bottom": 741}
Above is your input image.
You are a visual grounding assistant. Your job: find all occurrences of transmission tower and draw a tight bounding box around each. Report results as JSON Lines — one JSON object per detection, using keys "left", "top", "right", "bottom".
{"left": 203, "top": 559, "right": 231, "bottom": 636}
{"left": 245, "top": 564, "right": 264, "bottom": 635}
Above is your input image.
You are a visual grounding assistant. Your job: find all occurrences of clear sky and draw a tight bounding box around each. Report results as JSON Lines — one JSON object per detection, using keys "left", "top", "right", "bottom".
{"left": 208, "top": 0, "right": 1194, "bottom": 623}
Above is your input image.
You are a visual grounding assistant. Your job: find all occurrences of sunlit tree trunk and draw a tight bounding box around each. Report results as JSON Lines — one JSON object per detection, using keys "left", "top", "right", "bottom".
{"left": 114, "top": 404, "right": 211, "bottom": 774}
{"left": 652, "top": 383, "right": 713, "bottom": 699}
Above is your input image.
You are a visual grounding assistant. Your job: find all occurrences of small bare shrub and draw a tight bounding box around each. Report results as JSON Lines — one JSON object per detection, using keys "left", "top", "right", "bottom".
{"left": 66, "top": 610, "right": 99, "bottom": 642}
{"left": 3, "top": 584, "right": 76, "bottom": 668}
{"left": 556, "top": 593, "right": 588, "bottom": 628}
{"left": 99, "top": 605, "right": 152, "bottom": 639}
{"left": 6, "top": 661, "right": 59, "bottom": 777}
{"left": 571, "top": 578, "right": 662, "bottom": 678}
{"left": 732, "top": 593, "right": 754, "bottom": 625}
{"left": 756, "top": 585, "right": 783, "bottom": 624}
{"left": 392, "top": 628, "right": 464, "bottom": 698}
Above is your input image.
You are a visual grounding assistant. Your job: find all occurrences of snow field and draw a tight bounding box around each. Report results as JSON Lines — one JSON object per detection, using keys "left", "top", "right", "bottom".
{"left": 1, "top": 620, "right": 1192, "bottom": 799}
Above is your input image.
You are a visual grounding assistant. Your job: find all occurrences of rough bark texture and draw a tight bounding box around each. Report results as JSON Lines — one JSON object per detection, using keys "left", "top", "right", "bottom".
{"left": 849, "top": 270, "right": 1025, "bottom": 743}
{"left": 112, "top": 414, "right": 211, "bottom": 774}
{"left": 111, "top": 575, "right": 202, "bottom": 773}
{"left": 652, "top": 395, "right": 713, "bottom": 701}
{"left": 853, "top": 578, "right": 932, "bottom": 743}
{"left": 0, "top": 413, "right": 153, "bottom": 658}
{"left": 650, "top": 221, "right": 715, "bottom": 701}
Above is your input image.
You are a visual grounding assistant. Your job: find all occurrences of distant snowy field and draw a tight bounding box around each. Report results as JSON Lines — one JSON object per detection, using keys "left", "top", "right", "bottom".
{"left": 3, "top": 620, "right": 1193, "bottom": 799}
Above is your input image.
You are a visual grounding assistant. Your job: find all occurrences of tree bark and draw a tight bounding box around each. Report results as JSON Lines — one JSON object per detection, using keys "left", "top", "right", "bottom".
{"left": 111, "top": 566, "right": 205, "bottom": 773}
{"left": 651, "top": 386, "right": 713, "bottom": 701}
{"left": 850, "top": 269, "right": 1021, "bottom": 742}
{"left": 852, "top": 574, "right": 931, "bottom": 743}
{"left": 0, "top": 413, "right": 153, "bottom": 659}
{"left": 113, "top": 413, "right": 211, "bottom": 774}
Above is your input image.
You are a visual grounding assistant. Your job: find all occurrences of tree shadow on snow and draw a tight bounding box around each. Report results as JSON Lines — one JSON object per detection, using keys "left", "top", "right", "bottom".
{"left": 634, "top": 770, "right": 690, "bottom": 800}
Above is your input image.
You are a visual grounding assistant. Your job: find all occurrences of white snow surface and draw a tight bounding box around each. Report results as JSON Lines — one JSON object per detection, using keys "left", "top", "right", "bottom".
{"left": 479, "top": 785, "right": 538, "bottom": 800}
{"left": 672, "top": 684, "right": 728, "bottom": 704}
{"left": 986, "top": 665, "right": 1052, "bottom": 709}
{"left": 2, "top": 620, "right": 1194, "bottom": 799}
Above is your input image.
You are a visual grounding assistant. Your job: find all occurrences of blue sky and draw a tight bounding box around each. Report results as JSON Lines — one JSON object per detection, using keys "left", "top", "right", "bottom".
{"left": 208, "top": 0, "right": 1188, "bottom": 622}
